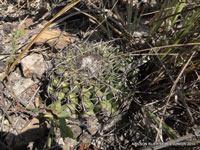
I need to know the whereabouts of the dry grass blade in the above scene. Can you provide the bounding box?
[106,42,200,59]
[0,0,80,81]
[155,51,196,142]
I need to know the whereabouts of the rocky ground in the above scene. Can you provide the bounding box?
[0,0,200,150]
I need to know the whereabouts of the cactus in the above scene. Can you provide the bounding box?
[47,41,137,122]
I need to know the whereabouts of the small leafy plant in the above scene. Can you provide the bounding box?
[8,27,24,67]
[44,99,74,148]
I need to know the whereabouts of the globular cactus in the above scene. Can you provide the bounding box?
[47,41,137,122]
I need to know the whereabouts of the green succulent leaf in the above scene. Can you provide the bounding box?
[84,110,96,117]
[62,87,70,93]
[63,72,69,77]
[94,104,101,112]
[101,100,112,112]
[48,86,54,94]
[55,99,62,113]
[71,113,78,119]
[66,103,77,113]
[57,92,65,101]
[69,93,79,103]
[57,111,70,118]
[55,67,64,75]
[61,81,69,87]
[44,113,54,119]
[52,79,59,87]
[46,126,53,148]
[59,118,74,139]
[82,99,93,110]
[81,88,92,100]
[72,84,80,93]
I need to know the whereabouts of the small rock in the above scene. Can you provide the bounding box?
[21,53,47,78]
[63,137,78,150]
[69,125,82,138]
[9,71,35,96]
[79,131,92,143]
[86,117,100,135]
[8,71,39,106]
[78,143,99,150]
[24,18,33,27]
